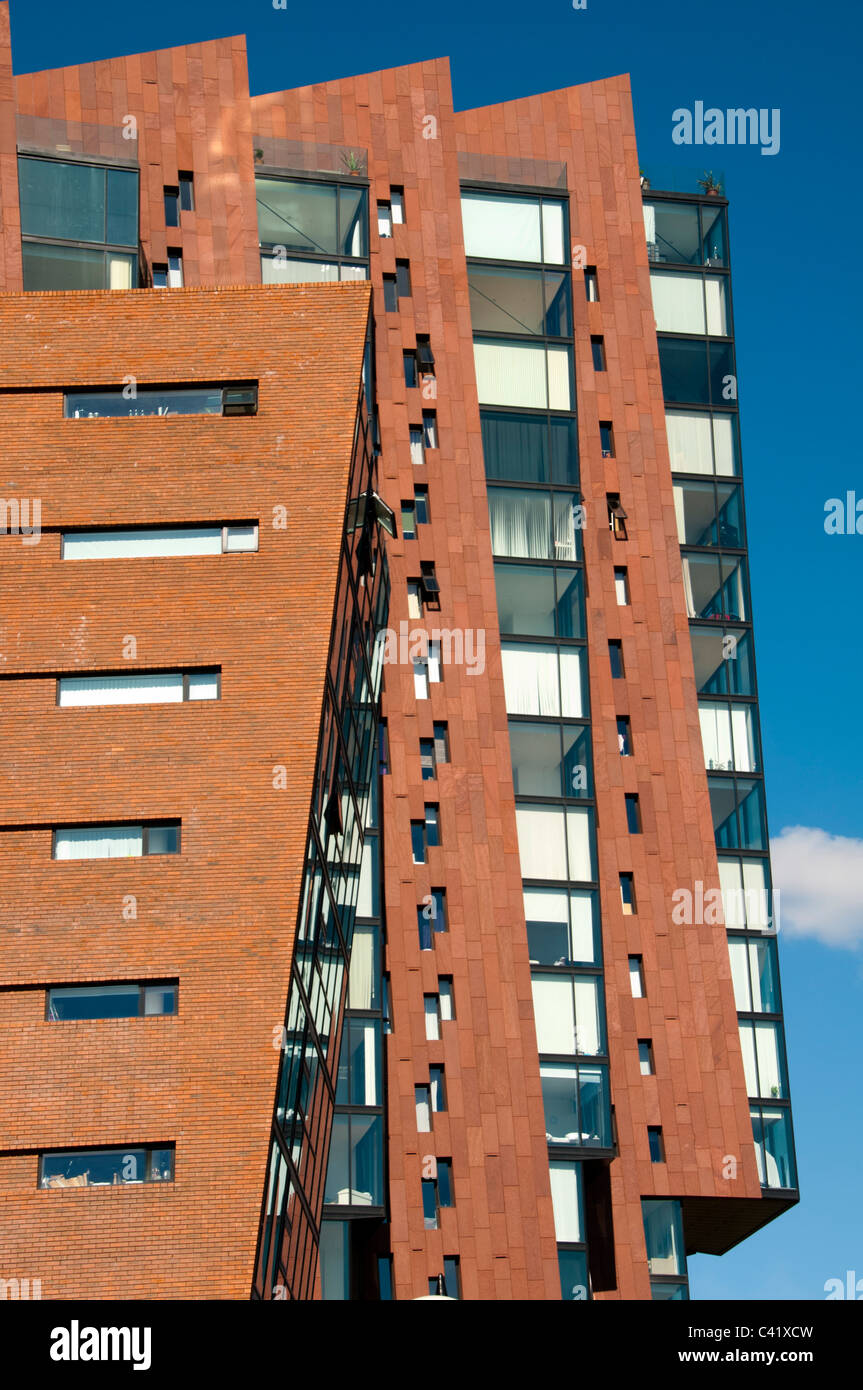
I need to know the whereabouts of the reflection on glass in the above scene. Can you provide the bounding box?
[751,1107,796,1189]
[728,935,780,1013]
[690,627,754,695]
[541,1061,610,1147]
[524,887,599,965]
[709,776,767,850]
[673,479,742,547]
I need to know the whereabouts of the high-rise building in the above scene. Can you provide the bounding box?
[0,1,796,1302]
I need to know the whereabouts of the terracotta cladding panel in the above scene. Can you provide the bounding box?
[454,80,763,1296]
[0,282,368,1298]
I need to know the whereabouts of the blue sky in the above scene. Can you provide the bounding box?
[11,0,861,1301]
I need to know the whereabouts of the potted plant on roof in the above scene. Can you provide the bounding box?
[639,169,650,190]
[342,149,365,176]
[697,170,723,197]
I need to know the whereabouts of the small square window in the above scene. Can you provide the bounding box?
[223,524,259,552]
[617,716,632,756]
[396,260,412,297]
[629,955,645,998]
[619,872,636,914]
[609,639,625,678]
[625,794,642,833]
[600,422,615,458]
[638,1040,654,1076]
[585,266,599,302]
[591,336,606,371]
[648,1126,665,1163]
[614,567,630,606]
[383,275,398,312]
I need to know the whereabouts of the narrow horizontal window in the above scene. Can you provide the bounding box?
[57,669,220,707]
[53,821,180,860]
[61,524,258,559]
[39,1145,174,1188]
[65,384,257,419]
[47,981,178,1021]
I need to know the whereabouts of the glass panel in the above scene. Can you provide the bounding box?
[262,255,338,283]
[752,1107,796,1189]
[461,191,541,262]
[659,337,709,405]
[62,527,222,559]
[549,1160,583,1241]
[524,887,599,965]
[531,974,602,1055]
[558,1249,589,1301]
[415,1085,431,1132]
[718,856,773,929]
[516,804,567,880]
[469,265,546,335]
[666,409,714,474]
[651,271,705,334]
[673,479,742,547]
[547,346,572,410]
[644,200,701,265]
[698,701,758,771]
[541,1061,610,1146]
[47,983,141,1020]
[58,674,184,707]
[482,411,548,483]
[705,275,729,335]
[651,1280,689,1301]
[550,417,579,485]
[709,342,735,403]
[642,1198,685,1275]
[541,202,566,265]
[709,776,767,850]
[19,157,105,242]
[555,569,585,637]
[474,339,548,408]
[691,627,754,696]
[338,185,368,257]
[23,243,134,292]
[105,167,139,246]
[187,671,219,700]
[510,721,565,796]
[544,271,572,335]
[147,824,179,854]
[495,563,556,636]
[701,203,727,265]
[488,486,552,558]
[681,552,748,620]
[54,825,143,859]
[143,983,177,1016]
[256,177,339,252]
[40,1147,169,1188]
[65,386,223,418]
[319,1221,350,1300]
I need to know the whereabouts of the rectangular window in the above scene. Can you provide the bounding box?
[419,739,436,781]
[728,935,779,1013]
[625,794,642,833]
[403,351,418,388]
[488,487,582,562]
[378,1256,394,1301]
[740,1020,787,1099]
[64,383,256,418]
[46,981,177,1021]
[414,486,430,524]
[437,1159,453,1208]
[614,567,629,605]
[638,1040,655,1076]
[19,156,139,291]
[647,1127,665,1163]
[383,275,398,311]
[395,260,411,297]
[524,887,600,966]
[425,804,440,846]
[629,956,645,998]
[509,721,593,799]
[401,500,416,539]
[481,411,578,487]
[606,492,627,539]
[468,265,572,336]
[412,642,441,700]
[23,243,136,292]
[61,524,258,559]
[53,821,180,860]
[650,270,729,337]
[422,1176,439,1229]
[599,422,615,457]
[179,173,194,212]
[407,579,423,620]
[422,411,438,449]
[409,426,425,467]
[515,803,595,883]
[378,720,390,776]
[390,188,405,224]
[411,822,427,865]
[164,186,179,227]
[460,192,565,265]
[531,973,604,1056]
[153,252,183,288]
[256,176,368,257]
[501,643,587,719]
[473,339,572,411]
[609,640,624,678]
[617,717,632,756]
[435,1257,461,1299]
[698,700,758,772]
[416,337,435,373]
[550,1159,583,1242]
[40,1145,174,1188]
[433,723,449,765]
[541,1060,611,1147]
[57,669,220,707]
[591,337,606,371]
[429,1065,447,1111]
[642,1198,686,1277]
[415,1085,431,1132]
[584,266,598,302]
[424,994,441,1041]
[438,977,454,1020]
[751,1106,796,1190]
[377,201,393,238]
[619,872,636,914]
[665,409,737,477]
[495,564,585,640]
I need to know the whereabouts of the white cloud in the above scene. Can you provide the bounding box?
[770,826,863,949]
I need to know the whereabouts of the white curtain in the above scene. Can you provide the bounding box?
[614,571,629,606]
[731,706,755,771]
[728,938,751,1011]
[665,410,714,474]
[650,271,705,334]
[566,807,594,881]
[489,489,551,558]
[532,975,576,1053]
[424,996,440,1040]
[224,525,258,552]
[428,640,441,683]
[58,674,184,707]
[461,192,541,262]
[742,858,770,927]
[355,843,377,921]
[573,978,600,1055]
[672,484,688,544]
[549,1161,582,1242]
[681,557,697,618]
[642,203,656,251]
[391,190,404,224]
[516,804,567,879]
[569,891,596,961]
[473,340,547,408]
[699,704,733,770]
[413,660,429,700]
[62,528,221,560]
[415,1088,430,1132]
[705,276,728,335]
[501,644,560,715]
[523,886,569,925]
[712,415,735,475]
[547,345,571,410]
[108,254,133,290]
[560,648,584,718]
[55,826,143,860]
[409,429,424,466]
[377,205,392,237]
[541,203,565,265]
[643,1201,681,1274]
[439,981,454,1020]
[553,494,578,559]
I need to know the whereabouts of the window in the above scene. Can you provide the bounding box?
[383,275,398,311]
[409,426,425,466]
[61,523,258,559]
[179,173,194,212]
[256,176,367,259]
[481,411,578,487]
[488,487,582,562]
[509,721,592,799]
[599,422,615,458]
[152,251,183,288]
[417,889,446,949]
[617,716,632,756]
[47,981,177,1021]
[390,188,405,224]
[335,1019,381,1107]
[407,579,423,620]
[681,551,748,622]
[516,803,595,883]
[429,1065,447,1112]
[625,794,642,833]
[751,1106,796,1190]
[673,478,742,548]
[434,1257,460,1299]
[419,739,436,781]
[377,1256,394,1300]
[323,1114,384,1207]
[40,1145,174,1188]
[65,383,257,418]
[414,487,430,525]
[439,977,454,1020]
[651,270,729,336]
[473,339,572,411]
[739,1020,787,1099]
[658,337,735,407]
[425,804,440,846]
[403,351,418,388]
[412,641,441,700]
[19,156,139,291]
[164,185,180,227]
[422,1158,454,1229]
[460,191,565,264]
[691,627,754,697]
[378,720,390,775]
[524,887,600,966]
[501,643,587,718]
[591,336,606,371]
[709,775,767,850]
[698,700,759,772]
[401,500,417,539]
[468,265,572,336]
[420,728,447,779]
[728,935,780,1013]
[643,199,726,267]
[416,337,435,373]
[619,872,636,914]
[53,822,180,860]
[614,567,629,605]
[411,806,439,864]
[433,723,449,765]
[377,201,393,238]
[550,1160,584,1242]
[606,492,627,539]
[424,994,441,1041]
[584,266,598,301]
[629,955,645,998]
[638,1040,654,1075]
[495,564,585,640]
[422,411,438,449]
[559,1249,589,1301]
[415,1085,431,1132]
[396,260,411,297]
[419,563,441,608]
[262,255,367,285]
[642,1199,686,1279]
[647,1126,665,1162]
[666,409,737,477]
[58,669,219,707]
[541,1060,611,1147]
[609,640,624,678]
[531,973,604,1055]
[718,857,773,930]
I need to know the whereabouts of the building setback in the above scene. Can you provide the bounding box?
[0,0,796,1301]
